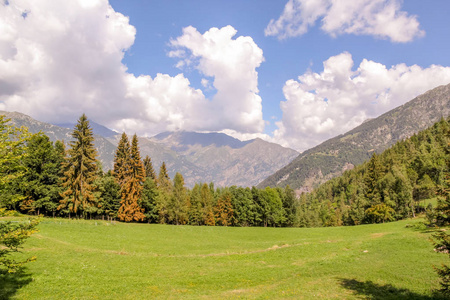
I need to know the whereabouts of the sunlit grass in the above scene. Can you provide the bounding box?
[2,217,447,299]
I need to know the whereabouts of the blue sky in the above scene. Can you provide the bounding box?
[1,0,450,151]
[112,0,450,134]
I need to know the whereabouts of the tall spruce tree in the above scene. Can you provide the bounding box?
[156,162,172,224]
[143,155,157,181]
[20,133,64,216]
[169,172,190,225]
[59,114,98,219]
[113,133,131,186]
[117,134,145,222]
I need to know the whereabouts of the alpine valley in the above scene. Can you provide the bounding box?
[1,111,298,188]
[258,83,450,192]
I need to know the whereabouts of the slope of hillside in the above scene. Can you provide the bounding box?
[258,83,450,191]
[1,111,116,170]
[146,132,299,187]
[1,111,298,187]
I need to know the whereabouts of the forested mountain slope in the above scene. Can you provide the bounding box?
[258,83,450,191]
[296,117,449,227]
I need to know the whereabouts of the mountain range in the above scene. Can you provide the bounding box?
[1,111,298,188]
[3,83,449,190]
[258,83,450,192]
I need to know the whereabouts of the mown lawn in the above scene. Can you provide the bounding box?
[1,217,447,299]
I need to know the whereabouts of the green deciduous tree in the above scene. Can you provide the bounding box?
[365,203,395,223]
[0,115,30,209]
[59,114,99,219]
[0,214,40,273]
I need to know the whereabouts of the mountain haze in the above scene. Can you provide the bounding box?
[258,83,450,191]
[1,111,298,188]
[143,131,299,187]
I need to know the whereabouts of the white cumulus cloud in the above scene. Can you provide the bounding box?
[265,0,424,42]
[0,0,265,137]
[274,52,450,151]
[169,25,265,133]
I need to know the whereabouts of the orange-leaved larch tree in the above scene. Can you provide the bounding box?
[116,134,145,222]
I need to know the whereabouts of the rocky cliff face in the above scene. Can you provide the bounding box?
[258,83,450,191]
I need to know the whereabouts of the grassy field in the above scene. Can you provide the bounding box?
[1,217,448,299]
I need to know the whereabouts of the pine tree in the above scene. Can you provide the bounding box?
[143,155,157,181]
[156,162,172,224]
[59,114,98,219]
[364,153,383,203]
[169,172,190,225]
[117,134,145,222]
[113,133,131,186]
[19,133,63,216]
[141,177,159,223]
[200,183,215,226]
[96,171,121,221]
[189,184,203,225]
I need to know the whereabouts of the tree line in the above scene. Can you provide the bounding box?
[0,114,296,227]
[296,117,449,227]
[0,114,448,228]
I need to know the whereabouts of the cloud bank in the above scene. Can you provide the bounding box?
[265,0,424,42]
[169,25,265,133]
[274,52,450,151]
[0,0,265,137]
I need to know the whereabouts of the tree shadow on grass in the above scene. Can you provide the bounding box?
[0,269,32,300]
[338,278,447,300]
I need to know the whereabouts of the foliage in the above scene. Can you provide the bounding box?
[214,192,233,226]
[143,155,157,182]
[430,120,450,294]
[432,231,450,295]
[0,115,30,209]
[95,171,121,220]
[0,217,40,273]
[169,173,190,225]
[156,162,172,224]
[59,114,99,218]
[19,133,64,217]
[296,118,449,227]
[117,134,145,222]
[365,204,395,223]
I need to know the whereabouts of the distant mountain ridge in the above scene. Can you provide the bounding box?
[1,111,299,188]
[144,131,299,187]
[2,111,117,170]
[258,83,450,191]
[54,121,118,138]
[153,131,253,151]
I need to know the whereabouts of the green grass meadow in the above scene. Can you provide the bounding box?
[1,217,448,299]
